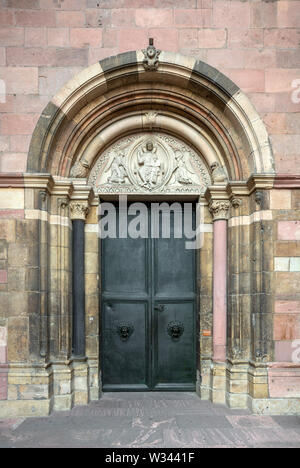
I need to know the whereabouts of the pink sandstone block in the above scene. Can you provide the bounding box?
[0,67,38,95]
[251,1,277,28]
[0,153,28,173]
[40,0,84,9]
[47,28,69,47]
[199,29,226,49]
[25,28,47,47]
[0,346,7,364]
[0,210,25,219]
[0,11,14,26]
[275,341,296,362]
[15,10,56,28]
[265,69,300,93]
[278,1,300,28]
[264,29,300,49]
[224,69,265,94]
[56,11,86,27]
[213,1,250,29]
[136,9,174,28]
[0,47,5,66]
[118,29,148,54]
[179,29,198,49]
[1,114,39,136]
[269,367,300,398]
[0,28,24,47]
[274,315,300,341]
[228,29,263,49]
[110,9,135,28]
[70,28,103,48]
[86,9,111,28]
[275,301,300,314]
[148,29,179,53]
[0,270,7,284]
[278,221,300,241]
[7,47,56,67]
[102,29,118,48]
[6,0,39,7]
[174,9,205,28]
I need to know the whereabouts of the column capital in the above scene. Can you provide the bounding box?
[209,200,230,221]
[70,200,89,221]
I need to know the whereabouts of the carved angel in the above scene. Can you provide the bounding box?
[106,151,127,184]
[173,150,194,185]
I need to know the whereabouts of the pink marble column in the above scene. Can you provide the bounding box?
[209,200,230,362]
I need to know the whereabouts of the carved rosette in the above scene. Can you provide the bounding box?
[70,201,89,221]
[209,200,230,221]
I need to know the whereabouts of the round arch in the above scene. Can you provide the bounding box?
[27,50,274,180]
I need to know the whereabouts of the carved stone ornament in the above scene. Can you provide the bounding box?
[209,200,230,221]
[210,161,228,184]
[70,201,89,221]
[70,159,90,178]
[88,131,211,196]
[231,198,242,209]
[142,38,161,71]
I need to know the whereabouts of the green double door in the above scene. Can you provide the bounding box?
[101,203,196,391]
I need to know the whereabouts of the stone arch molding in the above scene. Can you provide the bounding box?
[28,50,275,186]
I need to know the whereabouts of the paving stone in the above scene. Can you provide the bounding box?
[0,393,300,448]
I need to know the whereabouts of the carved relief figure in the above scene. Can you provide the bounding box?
[136,140,162,189]
[173,150,193,185]
[106,151,127,184]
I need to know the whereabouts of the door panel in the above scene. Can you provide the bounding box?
[102,236,148,296]
[101,202,196,391]
[102,301,150,390]
[153,302,195,390]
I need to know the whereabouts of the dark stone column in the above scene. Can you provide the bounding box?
[70,201,89,358]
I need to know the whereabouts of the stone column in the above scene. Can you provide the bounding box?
[70,201,89,358]
[207,195,230,405]
[209,200,230,362]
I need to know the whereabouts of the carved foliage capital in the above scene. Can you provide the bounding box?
[209,200,230,221]
[70,201,89,221]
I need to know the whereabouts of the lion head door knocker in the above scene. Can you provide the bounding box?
[116,323,134,342]
[142,38,161,71]
[167,321,184,341]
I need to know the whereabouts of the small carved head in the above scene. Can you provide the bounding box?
[210,162,219,172]
[146,140,154,151]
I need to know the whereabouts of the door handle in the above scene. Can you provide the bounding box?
[154,304,165,312]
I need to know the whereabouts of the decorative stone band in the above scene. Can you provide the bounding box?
[209,200,230,221]
[70,201,89,221]
[25,209,72,228]
[229,210,273,227]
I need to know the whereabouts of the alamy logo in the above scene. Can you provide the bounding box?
[291,79,300,104]
[0,79,5,104]
[99,196,205,250]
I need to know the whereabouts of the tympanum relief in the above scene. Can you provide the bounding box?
[88,133,212,195]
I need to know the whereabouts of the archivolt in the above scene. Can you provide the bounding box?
[27,50,274,180]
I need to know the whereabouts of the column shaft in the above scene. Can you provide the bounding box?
[72,219,86,357]
[213,219,228,362]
